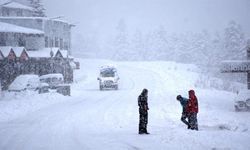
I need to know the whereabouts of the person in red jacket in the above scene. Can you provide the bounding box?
[186,90,199,130]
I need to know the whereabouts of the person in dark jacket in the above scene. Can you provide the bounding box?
[186,90,199,130]
[138,88,150,134]
[176,95,190,129]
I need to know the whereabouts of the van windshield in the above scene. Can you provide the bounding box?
[100,70,115,77]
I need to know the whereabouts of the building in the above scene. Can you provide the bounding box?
[0,1,77,90]
[0,1,34,17]
[0,1,74,53]
[0,46,74,89]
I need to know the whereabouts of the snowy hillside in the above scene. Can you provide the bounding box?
[0,59,249,150]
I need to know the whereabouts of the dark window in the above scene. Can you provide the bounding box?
[45,36,49,47]
[60,39,63,49]
[2,8,10,16]
[17,10,23,16]
[1,8,3,16]
[64,42,68,50]
[18,37,26,47]
[55,37,59,47]
[0,33,7,46]
[50,38,54,47]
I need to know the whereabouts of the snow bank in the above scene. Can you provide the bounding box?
[0,22,44,34]
[0,91,67,122]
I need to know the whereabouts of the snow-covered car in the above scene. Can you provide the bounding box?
[39,73,64,89]
[234,90,250,111]
[97,65,119,90]
[8,74,41,92]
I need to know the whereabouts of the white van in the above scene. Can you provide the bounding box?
[97,66,119,90]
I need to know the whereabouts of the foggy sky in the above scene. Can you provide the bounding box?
[41,0,250,38]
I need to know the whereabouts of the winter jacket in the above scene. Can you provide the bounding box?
[186,90,199,113]
[179,97,189,113]
[138,94,148,111]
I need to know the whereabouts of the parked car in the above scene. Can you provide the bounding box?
[234,90,250,111]
[8,75,41,92]
[97,65,119,90]
[39,73,64,89]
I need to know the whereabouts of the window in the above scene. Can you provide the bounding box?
[55,37,59,47]
[45,36,49,47]
[0,33,7,46]
[64,42,68,50]
[60,39,63,49]
[1,8,3,16]
[50,38,54,47]
[16,10,23,16]
[18,37,26,47]
[2,8,10,16]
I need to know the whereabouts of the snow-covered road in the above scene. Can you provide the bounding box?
[0,59,250,150]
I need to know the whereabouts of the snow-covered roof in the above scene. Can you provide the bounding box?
[0,22,44,34]
[0,46,11,57]
[221,60,250,73]
[0,47,70,58]
[27,48,71,58]
[0,0,9,5]
[28,48,60,58]
[0,1,34,11]
[100,65,117,73]
[0,46,26,57]
[101,65,117,70]
[40,73,63,80]
[59,50,68,58]
[12,47,25,56]
[222,60,250,63]
[0,17,73,25]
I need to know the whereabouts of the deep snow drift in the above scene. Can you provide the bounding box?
[0,59,249,150]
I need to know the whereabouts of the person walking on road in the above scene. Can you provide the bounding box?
[138,89,150,134]
[176,95,190,129]
[186,90,199,130]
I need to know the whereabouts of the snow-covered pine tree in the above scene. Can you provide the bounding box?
[153,26,169,60]
[193,30,212,69]
[113,19,130,60]
[174,32,193,63]
[219,21,247,84]
[28,0,46,17]
[130,30,145,60]
[168,33,180,62]
[223,20,245,60]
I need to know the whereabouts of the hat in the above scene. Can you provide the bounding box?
[176,95,182,100]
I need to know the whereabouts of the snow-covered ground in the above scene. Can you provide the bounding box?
[0,59,249,150]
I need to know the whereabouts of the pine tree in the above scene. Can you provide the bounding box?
[130,30,145,60]
[153,26,169,60]
[29,0,46,17]
[113,19,130,60]
[223,20,245,60]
